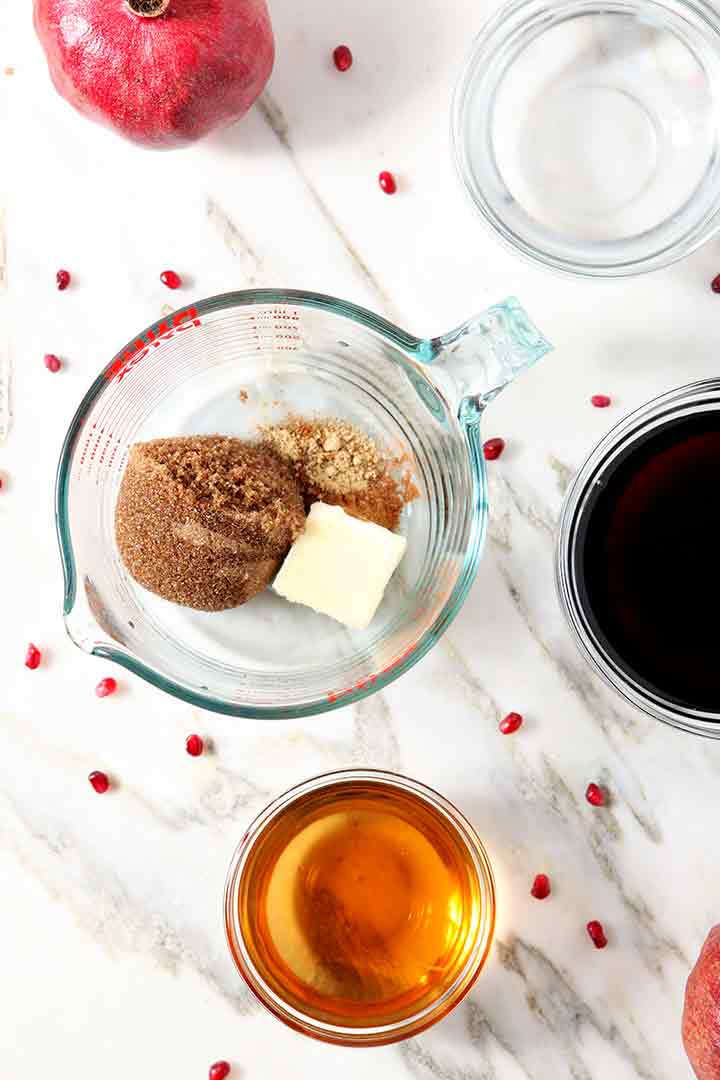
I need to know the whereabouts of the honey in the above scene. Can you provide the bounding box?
[230,776,493,1035]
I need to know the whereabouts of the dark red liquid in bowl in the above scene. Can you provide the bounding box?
[577,414,720,710]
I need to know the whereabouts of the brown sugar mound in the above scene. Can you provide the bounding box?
[262,417,406,531]
[115,435,305,611]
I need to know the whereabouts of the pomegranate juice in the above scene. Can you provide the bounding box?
[576,413,720,710]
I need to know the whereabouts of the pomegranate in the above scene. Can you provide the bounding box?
[185,733,204,756]
[499,711,523,734]
[25,644,42,670]
[585,782,606,807]
[378,171,397,195]
[33,0,275,149]
[683,925,720,1080]
[209,1063,231,1080]
[530,873,551,900]
[88,770,110,793]
[160,269,182,289]
[95,677,118,698]
[483,437,506,461]
[333,45,353,72]
[586,920,608,949]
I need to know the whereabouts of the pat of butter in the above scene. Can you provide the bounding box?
[274,502,407,630]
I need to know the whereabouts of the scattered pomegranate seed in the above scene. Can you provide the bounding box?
[95,677,118,698]
[585,782,606,807]
[531,873,551,900]
[56,268,71,290]
[591,394,611,408]
[44,353,61,373]
[499,711,523,734]
[24,643,41,670]
[160,269,182,290]
[483,437,505,460]
[378,170,397,195]
[88,770,110,794]
[712,274,720,293]
[209,1063,231,1080]
[186,733,204,757]
[586,920,608,949]
[333,44,353,71]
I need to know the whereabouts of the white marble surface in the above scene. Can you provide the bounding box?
[3,1,720,1077]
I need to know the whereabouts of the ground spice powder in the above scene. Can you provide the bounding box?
[261,417,408,531]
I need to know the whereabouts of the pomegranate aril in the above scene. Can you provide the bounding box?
[44,353,61,373]
[531,873,551,900]
[24,643,42,670]
[56,268,71,290]
[591,394,611,408]
[160,269,182,289]
[712,274,720,294]
[333,44,353,71]
[209,1063,231,1080]
[95,677,118,698]
[586,920,608,949]
[499,711,523,734]
[186,733,204,757]
[483,437,505,460]
[378,170,397,195]
[585,782,606,807]
[88,770,110,794]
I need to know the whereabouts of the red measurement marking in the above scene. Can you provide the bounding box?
[88,430,104,465]
[104,308,201,382]
[326,643,417,704]
[106,437,124,472]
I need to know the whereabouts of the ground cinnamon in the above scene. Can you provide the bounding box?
[261,417,410,531]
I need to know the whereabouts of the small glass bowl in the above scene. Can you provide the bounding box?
[453,0,720,277]
[556,379,720,736]
[224,769,497,1046]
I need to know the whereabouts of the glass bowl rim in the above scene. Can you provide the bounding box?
[55,288,487,721]
[451,0,720,278]
[556,378,720,736]
[223,767,497,1046]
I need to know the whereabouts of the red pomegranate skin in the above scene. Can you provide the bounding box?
[683,926,720,1079]
[33,0,275,148]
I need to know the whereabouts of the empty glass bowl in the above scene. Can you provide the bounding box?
[453,0,720,276]
[56,290,550,719]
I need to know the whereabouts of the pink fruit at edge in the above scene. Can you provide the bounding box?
[683,926,720,1079]
[33,0,275,149]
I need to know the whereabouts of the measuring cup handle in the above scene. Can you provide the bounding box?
[419,297,552,422]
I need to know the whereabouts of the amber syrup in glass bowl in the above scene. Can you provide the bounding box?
[224,770,496,1046]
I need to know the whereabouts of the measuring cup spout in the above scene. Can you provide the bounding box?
[422,298,552,422]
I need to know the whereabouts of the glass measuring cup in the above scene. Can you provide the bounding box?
[56,290,551,718]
